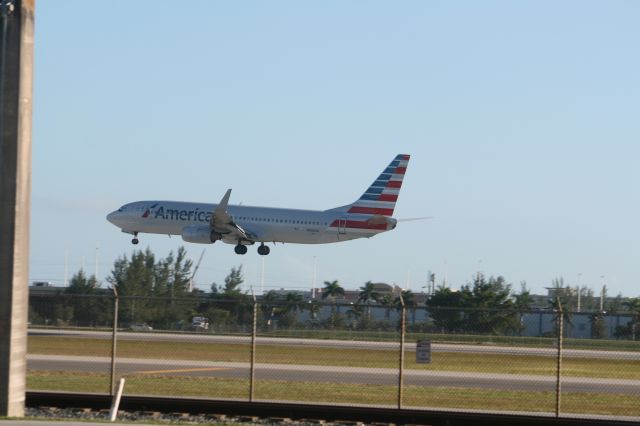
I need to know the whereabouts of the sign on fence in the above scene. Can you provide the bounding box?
[416,339,431,364]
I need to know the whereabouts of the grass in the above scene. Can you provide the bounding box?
[27,371,640,417]
[259,328,640,351]
[28,336,640,379]
[27,335,640,418]
[33,324,640,351]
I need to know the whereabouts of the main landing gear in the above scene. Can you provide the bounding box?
[234,243,270,256]
[131,232,139,245]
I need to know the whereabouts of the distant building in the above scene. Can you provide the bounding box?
[29,282,65,296]
[29,282,110,296]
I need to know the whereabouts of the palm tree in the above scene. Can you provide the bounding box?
[322,280,345,315]
[395,290,416,329]
[379,294,395,321]
[358,281,380,319]
[513,282,534,336]
[395,289,415,308]
[549,295,573,337]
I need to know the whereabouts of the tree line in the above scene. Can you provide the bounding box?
[28,247,640,339]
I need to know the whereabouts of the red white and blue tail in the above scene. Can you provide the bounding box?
[347,154,410,217]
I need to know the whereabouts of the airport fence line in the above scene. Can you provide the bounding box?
[27,294,640,419]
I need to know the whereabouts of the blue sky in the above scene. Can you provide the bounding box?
[31,1,639,297]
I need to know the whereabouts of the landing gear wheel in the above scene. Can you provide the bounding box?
[234,244,248,255]
[132,232,139,245]
[257,244,270,256]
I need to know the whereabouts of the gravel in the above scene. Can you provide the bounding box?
[25,407,372,426]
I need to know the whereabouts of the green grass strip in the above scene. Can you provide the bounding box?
[28,336,640,379]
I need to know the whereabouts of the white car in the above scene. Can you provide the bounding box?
[129,323,153,331]
[191,316,209,331]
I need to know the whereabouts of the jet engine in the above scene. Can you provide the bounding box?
[181,225,222,244]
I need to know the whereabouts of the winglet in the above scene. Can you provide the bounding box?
[217,189,232,212]
[211,189,232,226]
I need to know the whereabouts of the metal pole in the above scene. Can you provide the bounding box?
[397,294,406,410]
[0,0,34,418]
[249,295,257,402]
[110,288,119,395]
[260,256,265,295]
[555,296,563,418]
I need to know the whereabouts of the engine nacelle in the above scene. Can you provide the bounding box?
[181,225,221,244]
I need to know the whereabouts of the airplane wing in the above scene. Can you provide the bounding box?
[210,189,258,243]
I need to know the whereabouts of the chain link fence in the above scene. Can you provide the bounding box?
[27,294,640,419]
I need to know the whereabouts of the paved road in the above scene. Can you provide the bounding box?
[29,328,640,360]
[27,354,640,395]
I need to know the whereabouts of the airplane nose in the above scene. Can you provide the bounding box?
[106,210,118,224]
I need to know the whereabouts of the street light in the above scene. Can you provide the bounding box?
[577,273,582,312]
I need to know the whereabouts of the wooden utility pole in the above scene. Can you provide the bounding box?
[555,297,563,418]
[0,0,34,417]
[397,293,405,409]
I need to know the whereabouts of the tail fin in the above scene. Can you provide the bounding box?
[347,154,410,217]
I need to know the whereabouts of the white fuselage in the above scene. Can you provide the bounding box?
[107,200,391,245]
[107,154,409,253]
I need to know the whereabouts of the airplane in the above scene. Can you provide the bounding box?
[106,154,410,255]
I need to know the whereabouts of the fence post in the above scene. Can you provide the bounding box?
[110,287,119,395]
[555,297,563,418]
[249,295,257,402]
[397,294,406,409]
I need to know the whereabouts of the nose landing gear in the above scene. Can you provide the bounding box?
[132,232,139,245]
